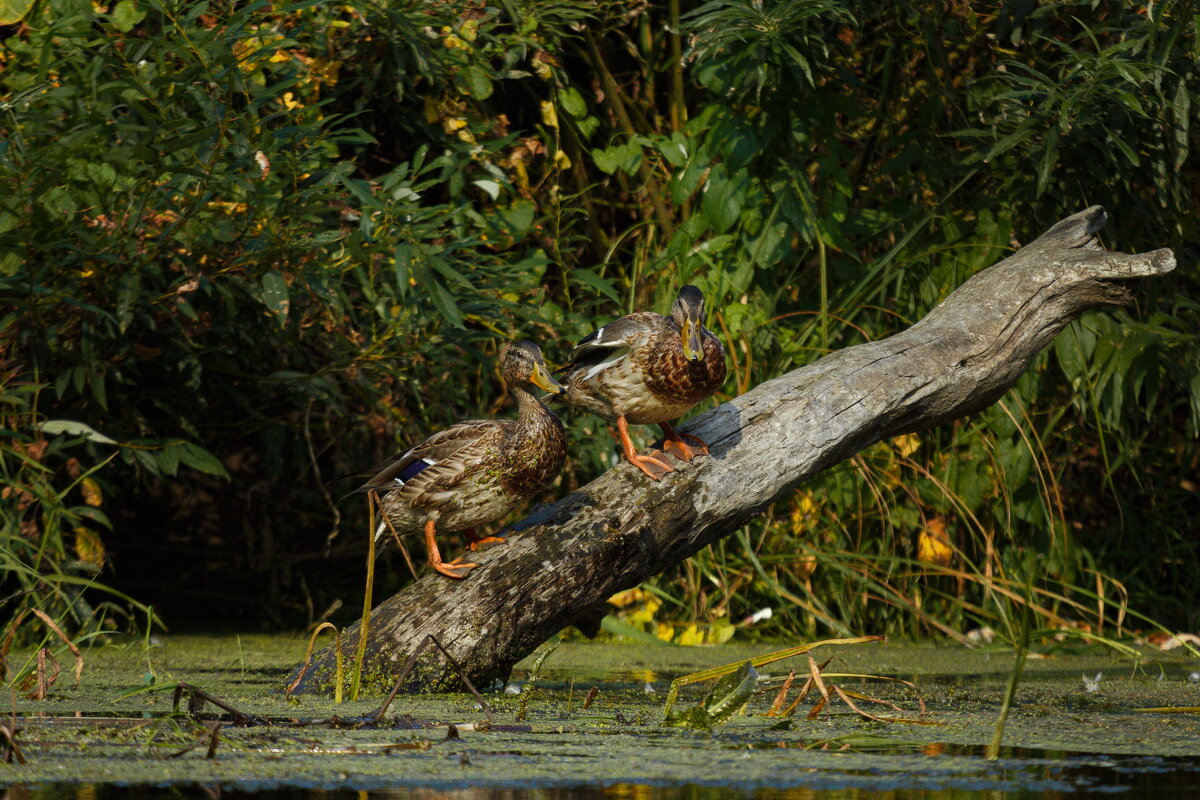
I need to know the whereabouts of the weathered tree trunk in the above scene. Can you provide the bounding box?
[288,207,1174,694]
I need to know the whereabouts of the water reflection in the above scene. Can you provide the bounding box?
[7,762,1200,800]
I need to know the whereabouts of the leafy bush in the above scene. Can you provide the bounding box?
[1,0,1197,640]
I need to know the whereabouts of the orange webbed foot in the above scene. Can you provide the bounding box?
[659,423,710,462]
[615,415,675,482]
[433,556,480,579]
[628,451,675,481]
[466,534,506,552]
[424,518,479,579]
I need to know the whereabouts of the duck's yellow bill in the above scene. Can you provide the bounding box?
[532,363,566,394]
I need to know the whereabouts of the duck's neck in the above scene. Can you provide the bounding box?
[512,384,562,433]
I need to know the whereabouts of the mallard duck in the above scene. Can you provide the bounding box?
[557,285,726,480]
[354,341,567,579]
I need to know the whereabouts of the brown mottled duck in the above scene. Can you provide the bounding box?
[354,341,567,578]
[557,285,727,480]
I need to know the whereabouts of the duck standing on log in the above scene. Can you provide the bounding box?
[557,285,727,480]
[354,341,567,578]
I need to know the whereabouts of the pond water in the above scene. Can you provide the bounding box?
[2,635,1198,798]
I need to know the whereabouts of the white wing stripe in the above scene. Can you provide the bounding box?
[583,349,630,381]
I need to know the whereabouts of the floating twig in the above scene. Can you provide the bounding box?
[172,682,265,726]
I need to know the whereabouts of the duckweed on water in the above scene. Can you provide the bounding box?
[1,634,1199,790]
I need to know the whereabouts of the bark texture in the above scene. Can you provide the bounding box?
[288,206,1175,694]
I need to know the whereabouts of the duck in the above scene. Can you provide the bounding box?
[557,285,726,480]
[353,341,567,579]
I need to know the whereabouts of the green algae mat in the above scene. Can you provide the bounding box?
[3,634,1200,794]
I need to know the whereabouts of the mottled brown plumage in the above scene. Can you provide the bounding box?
[356,341,567,578]
[558,285,727,480]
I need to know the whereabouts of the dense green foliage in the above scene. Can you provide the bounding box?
[2,0,1197,643]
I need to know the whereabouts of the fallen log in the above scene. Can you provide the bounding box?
[287,206,1174,694]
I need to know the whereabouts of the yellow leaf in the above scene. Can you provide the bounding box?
[423,96,440,124]
[654,623,675,642]
[81,477,103,507]
[706,617,736,645]
[917,517,952,566]
[607,588,645,608]
[627,596,661,626]
[74,527,106,571]
[891,432,920,457]
[554,149,571,170]
[539,100,558,129]
[676,624,705,646]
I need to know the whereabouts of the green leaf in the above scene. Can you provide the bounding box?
[701,165,743,233]
[459,65,493,100]
[111,0,147,32]
[177,442,230,479]
[0,0,34,25]
[571,268,620,304]
[558,87,586,117]
[703,659,758,723]
[40,186,77,220]
[591,139,641,176]
[73,506,112,530]
[664,660,758,728]
[652,135,687,167]
[591,144,625,175]
[575,115,600,140]
[427,279,464,328]
[260,270,290,327]
[394,242,412,300]
[85,162,118,187]
[39,420,118,445]
[116,274,139,333]
[472,179,501,200]
[499,200,535,236]
[671,156,709,205]
[156,443,181,476]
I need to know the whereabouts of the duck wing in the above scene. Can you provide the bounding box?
[354,419,506,509]
[558,314,659,381]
